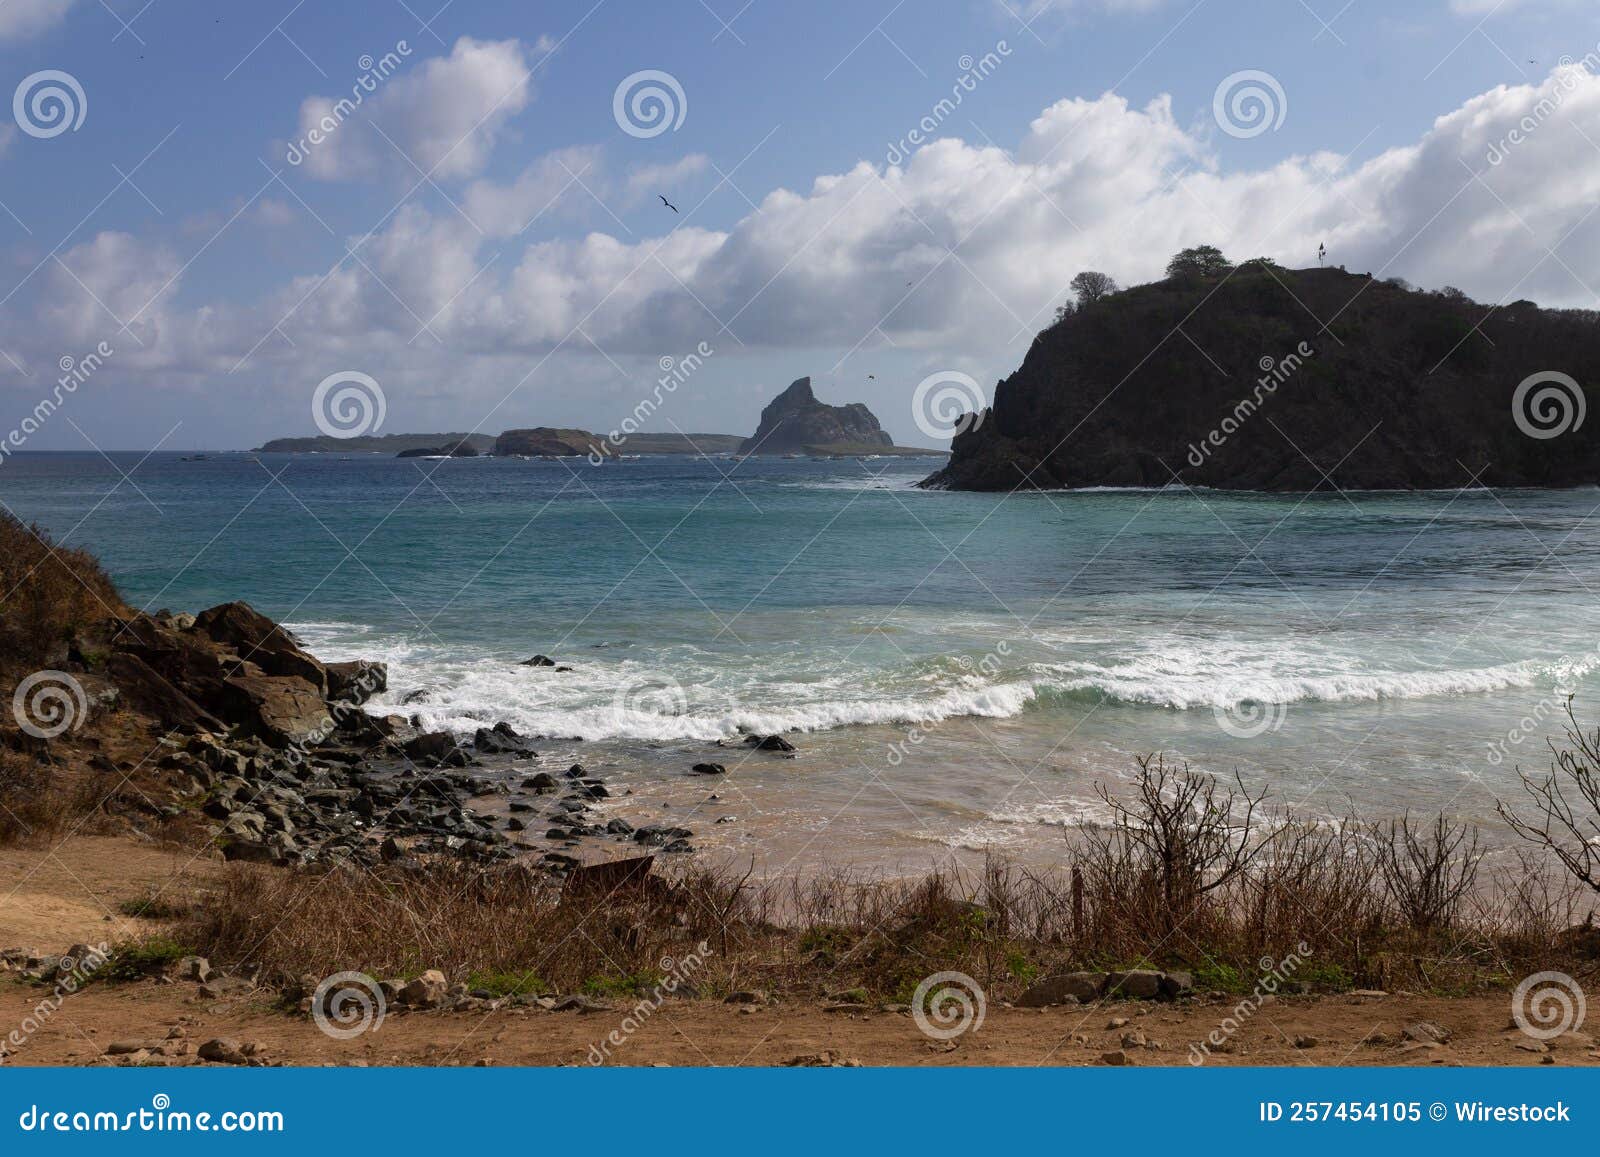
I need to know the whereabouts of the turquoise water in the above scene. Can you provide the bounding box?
[4,451,1598,869]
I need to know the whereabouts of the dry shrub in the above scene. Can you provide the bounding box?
[181,858,769,997]
[0,510,125,670]
[173,752,1600,1002]
[0,748,108,846]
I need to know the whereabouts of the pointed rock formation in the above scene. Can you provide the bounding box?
[739,378,893,454]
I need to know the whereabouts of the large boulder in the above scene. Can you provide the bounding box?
[104,652,225,733]
[1104,969,1165,1000]
[326,660,386,705]
[218,674,332,748]
[1017,972,1105,1007]
[194,602,327,693]
[111,613,236,707]
[473,722,535,755]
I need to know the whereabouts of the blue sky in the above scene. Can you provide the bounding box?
[1,0,1598,449]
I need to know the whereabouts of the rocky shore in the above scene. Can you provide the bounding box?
[29,599,767,876]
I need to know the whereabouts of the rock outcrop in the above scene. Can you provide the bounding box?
[738,378,893,454]
[925,265,1600,491]
[492,428,608,457]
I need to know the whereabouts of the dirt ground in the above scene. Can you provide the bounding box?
[2,837,1596,1068]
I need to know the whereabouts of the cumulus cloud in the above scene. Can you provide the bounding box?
[8,65,1600,415]
[287,37,535,181]
[625,154,710,204]
[0,0,75,41]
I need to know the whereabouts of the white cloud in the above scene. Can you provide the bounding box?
[9,66,1600,422]
[288,37,535,182]
[462,146,603,238]
[625,154,710,204]
[0,0,75,41]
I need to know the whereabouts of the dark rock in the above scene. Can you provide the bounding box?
[737,377,893,455]
[197,1037,247,1064]
[927,265,1600,493]
[1018,972,1104,1007]
[1159,970,1195,999]
[1104,969,1164,1000]
[326,660,386,704]
[520,655,556,667]
[524,773,559,793]
[217,674,331,748]
[402,731,456,762]
[745,733,797,752]
[690,762,726,775]
[219,837,284,866]
[473,723,535,755]
[194,601,328,692]
[105,652,226,733]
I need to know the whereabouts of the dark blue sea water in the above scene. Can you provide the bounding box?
[4,450,1598,867]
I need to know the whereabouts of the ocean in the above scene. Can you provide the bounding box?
[4,450,1598,872]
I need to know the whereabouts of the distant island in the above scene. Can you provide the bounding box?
[254,432,497,454]
[926,250,1600,492]
[492,429,746,457]
[740,377,893,454]
[252,379,945,459]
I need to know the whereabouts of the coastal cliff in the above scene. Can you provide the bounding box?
[925,264,1600,491]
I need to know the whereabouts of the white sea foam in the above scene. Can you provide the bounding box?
[286,619,1600,742]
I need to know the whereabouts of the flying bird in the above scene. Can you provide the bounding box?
[867,374,876,380]
[658,195,679,213]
